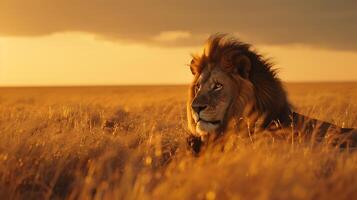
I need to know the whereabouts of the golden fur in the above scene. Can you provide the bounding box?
[186,34,292,153]
[186,34,357,154]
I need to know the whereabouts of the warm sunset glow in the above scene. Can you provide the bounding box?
[1,2,357,199]
[1,32,357,86]
[0,33,193,86]
[0,0,356,86]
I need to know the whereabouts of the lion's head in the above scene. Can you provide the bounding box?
[187,34,292,147]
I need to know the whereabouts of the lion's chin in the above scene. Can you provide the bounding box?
[195,121,220,139]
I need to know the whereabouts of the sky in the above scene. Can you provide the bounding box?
[0,0,357,86]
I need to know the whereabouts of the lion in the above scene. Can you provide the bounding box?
[186,34,357,153]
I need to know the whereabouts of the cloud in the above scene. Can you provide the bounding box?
[153,31,191,43]
[0,0,357,50]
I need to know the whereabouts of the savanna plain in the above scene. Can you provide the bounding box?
[0,82,356,200]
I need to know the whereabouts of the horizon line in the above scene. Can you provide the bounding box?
[1,80,357,88]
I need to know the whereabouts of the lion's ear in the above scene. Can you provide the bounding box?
[190,67,196,75]
[190,59,196,75]
[233,55,251,79]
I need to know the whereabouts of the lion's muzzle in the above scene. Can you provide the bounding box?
[191,100,222,137]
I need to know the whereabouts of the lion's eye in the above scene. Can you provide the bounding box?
[213,82,223,91]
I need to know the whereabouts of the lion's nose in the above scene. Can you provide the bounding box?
[192,103,207,114]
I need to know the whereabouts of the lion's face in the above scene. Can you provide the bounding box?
[187,60,255,139]
[190,65,235,137]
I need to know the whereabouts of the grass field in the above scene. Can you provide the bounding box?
[0,82,356,200]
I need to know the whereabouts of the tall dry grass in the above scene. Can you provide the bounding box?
[0,83,356,200]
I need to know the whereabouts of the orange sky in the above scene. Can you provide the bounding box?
[0,1,356,86]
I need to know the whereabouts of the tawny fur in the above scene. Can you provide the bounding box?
[187,34,357,154]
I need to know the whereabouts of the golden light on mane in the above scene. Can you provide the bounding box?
[187,34,292,153]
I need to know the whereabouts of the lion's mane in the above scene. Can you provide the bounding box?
[187,34,292,153]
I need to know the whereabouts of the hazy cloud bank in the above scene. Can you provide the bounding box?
[1,0,356,50]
